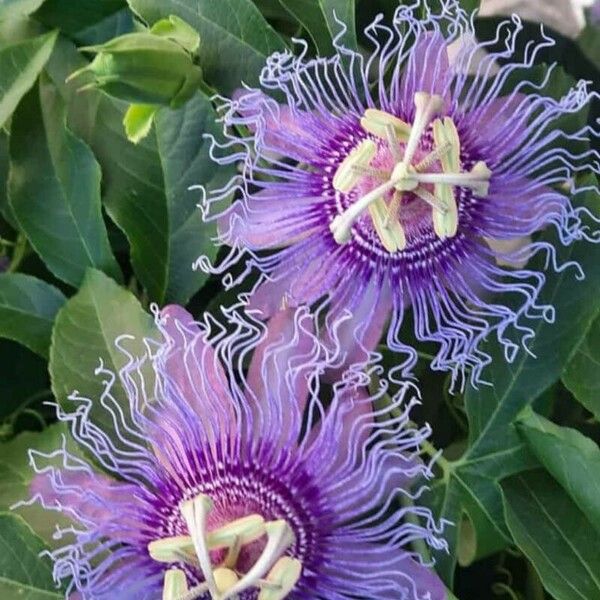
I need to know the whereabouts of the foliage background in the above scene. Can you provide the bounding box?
[0,0,599,598]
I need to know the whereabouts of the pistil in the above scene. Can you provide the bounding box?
[329,93,492,250]
[150,494,301,600]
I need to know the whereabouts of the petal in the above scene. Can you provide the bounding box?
[159,305,236,444]
[246,307,317,445]
[219,189,320,250]
[323,278,393,380]
[31,469,141,533]
[484,235,533,268]
[400,32,452,112]
[233,89,321,161]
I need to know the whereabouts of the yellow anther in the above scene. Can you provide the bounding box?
[148,535,197,565]
[368,197,406,253]
[360,108,411,141]
[432,184,459,239]
[432,117,460,172]
[432,117,460,239]
[214,567,240,594]
[469,161,492,196]
[332,139,377,193]
[162,568,189,600]
[257,557,303,600]
[207,514,266,550]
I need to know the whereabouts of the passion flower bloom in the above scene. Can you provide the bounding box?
[200,0,599,386]
[26,305,447,599]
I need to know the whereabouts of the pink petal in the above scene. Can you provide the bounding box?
[159,305,235,442]
[246,307,316,444]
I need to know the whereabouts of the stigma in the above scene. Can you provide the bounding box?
[148,493,302,600]
[330,92,492,252]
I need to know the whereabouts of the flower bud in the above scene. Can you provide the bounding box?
[68,16,202,108]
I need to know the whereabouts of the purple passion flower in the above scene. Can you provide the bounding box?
[26,305,447,599]
[200,0,599,387]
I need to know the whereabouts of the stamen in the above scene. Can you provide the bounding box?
[332,139,377,193]
[413,187,448,214]
[180,494,219,598]
[162,569,190,600]
[350,164,390,181]
[220,521,295,600]
[360,108,411,141]
[368,195,406,253]
[214,567,240,594]
[385,123,402,163]
[330,178,399,244]
[148,535,198,566]
[257,557,303,600]
[414,141,452,172]
[431,117,461,239]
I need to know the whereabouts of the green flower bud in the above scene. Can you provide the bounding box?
[68,16,202,109]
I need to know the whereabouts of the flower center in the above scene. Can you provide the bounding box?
[148,493,302,600]
[329,92,492,253]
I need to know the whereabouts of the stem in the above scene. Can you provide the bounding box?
[8,233,28,273]
[527,561,545,600]
[400,494,432,564]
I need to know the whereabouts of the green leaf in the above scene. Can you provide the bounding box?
[150,14,200,52]
[0,30,57,129]
[33,0,125,36]
[502,471,600,600]
[0,423,85,547]
[563,313,600,420]
[0,0,45,20]
[127,0,286,94]
[123,103,158,143]
[8,77,122,287]
[0,512,61,598]
[427,182,600,584]
[0,130,13,227]
[49,268,156,437]
[91,92,235,304]
[0,273,66,358]
[276,0,356,54]
[516,407,600,535]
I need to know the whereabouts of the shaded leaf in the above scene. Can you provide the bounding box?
[8,78,122,287]
[49,268,156,437]
[516,407,600,534]
[0,512,61,598]
[0,30,57,128]
[0,273,65,358]
[427,182,600,584]
[33,0,125,36]
[502,471,600,600]
[276,0,356,54]
[127,0,286,94]
[563,313,600,420]
[0,339,48,421]
[92,92,235,304]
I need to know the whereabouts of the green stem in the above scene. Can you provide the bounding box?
[8,233,28,273]
[400,494,432,564]
[527,561,545,600]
